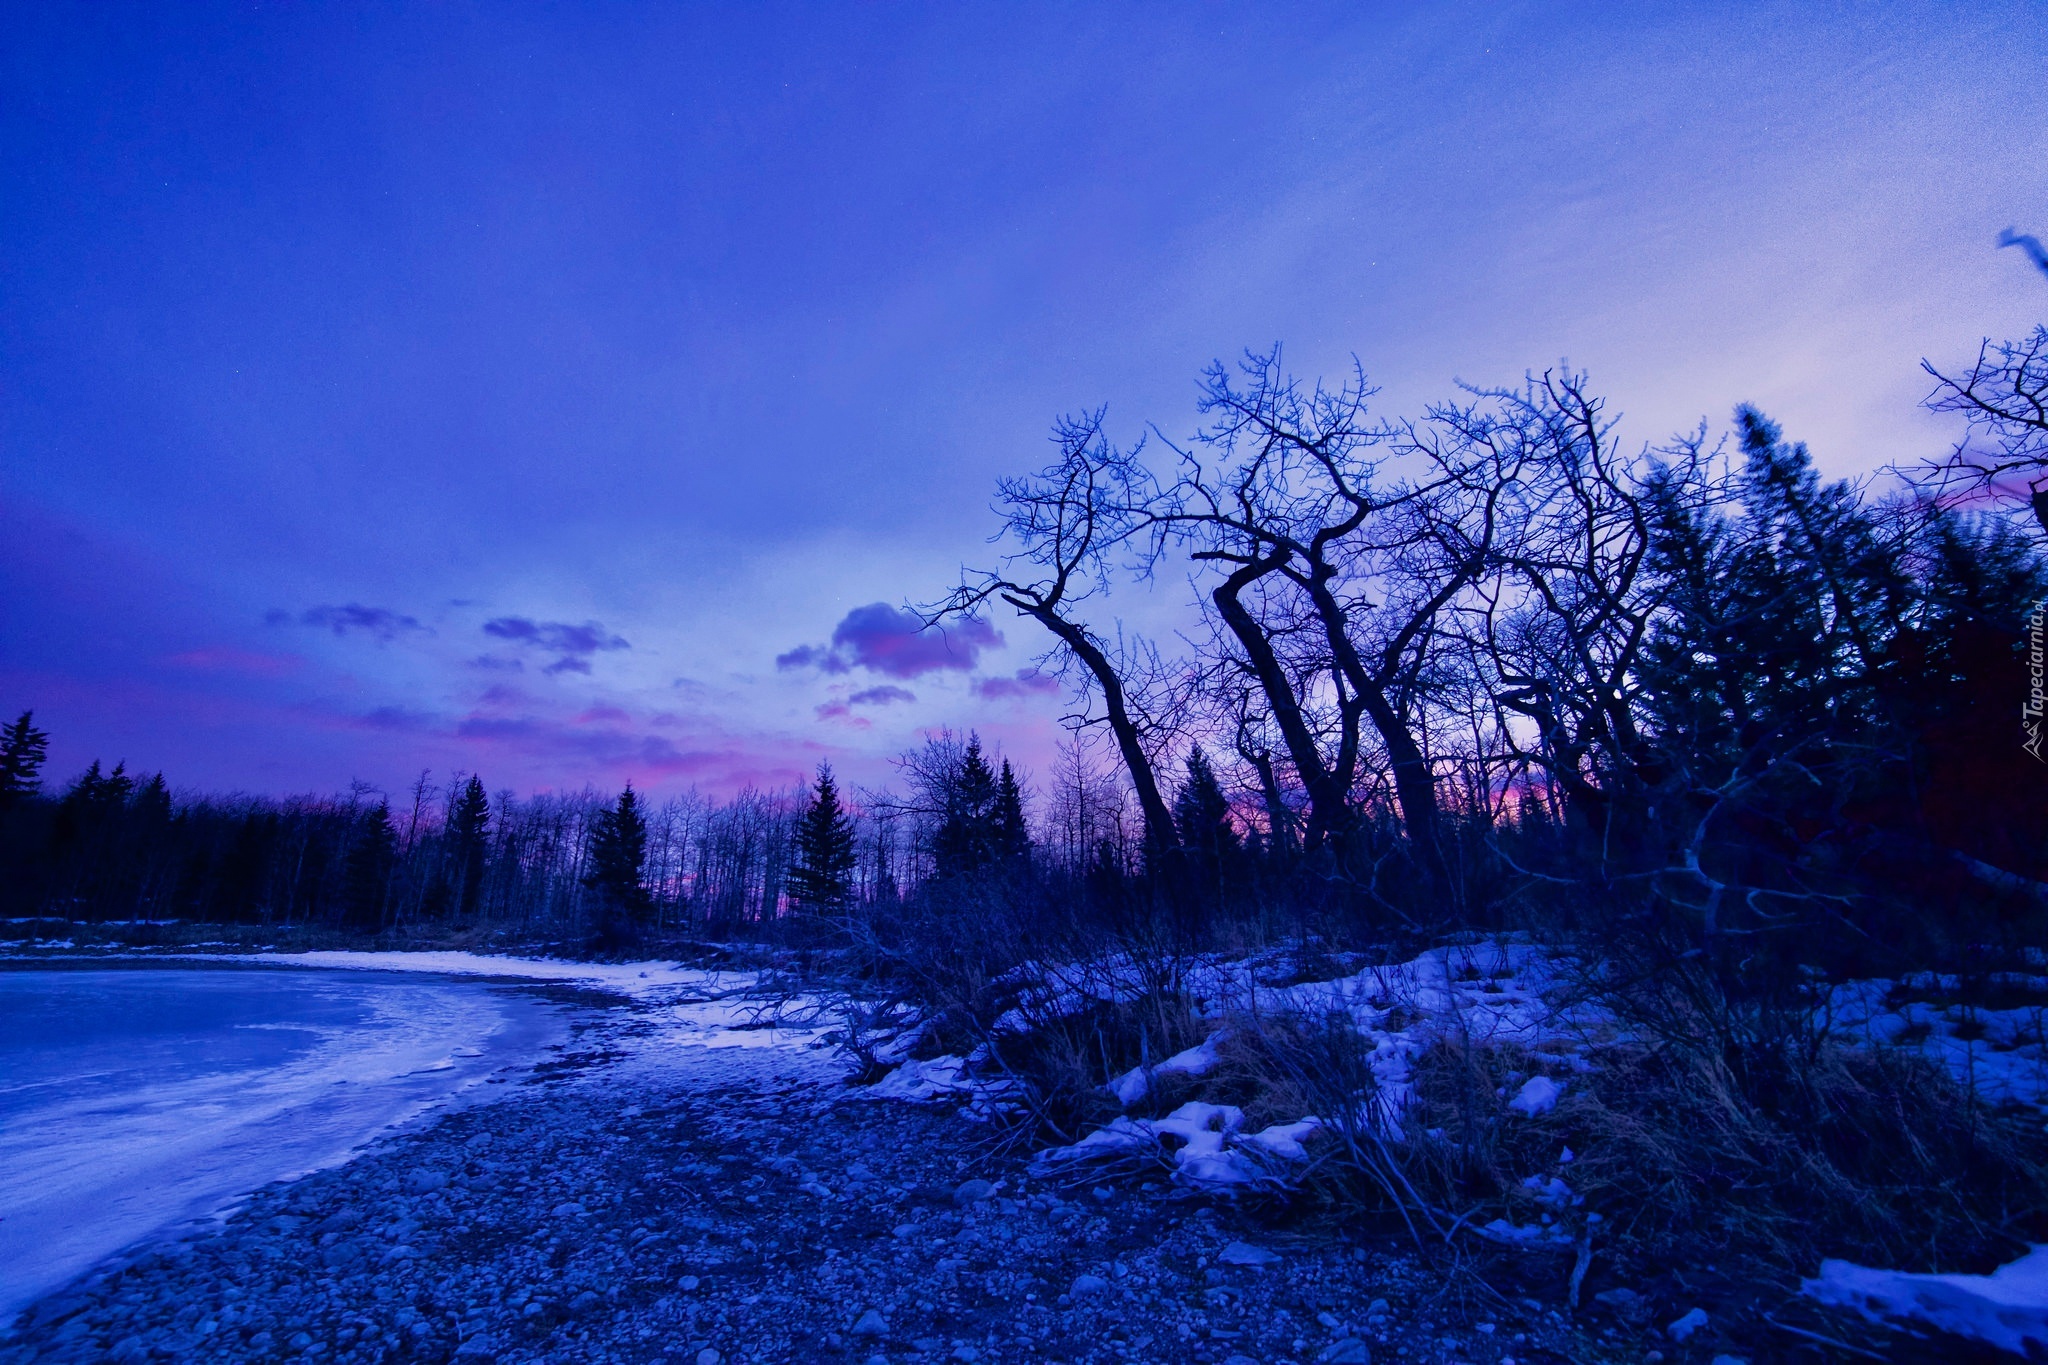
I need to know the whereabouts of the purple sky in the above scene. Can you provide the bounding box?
[4,3,2045,799]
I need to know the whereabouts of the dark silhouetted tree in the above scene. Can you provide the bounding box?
[448,775,491,917]
[0,711,50,810]
[933,735,1000,878]
[994,759,1031,863]
[789,763,857,909]
[344,802,397,930]
[584,784,651,926]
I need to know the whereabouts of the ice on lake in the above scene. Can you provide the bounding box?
[0,965,569,1320]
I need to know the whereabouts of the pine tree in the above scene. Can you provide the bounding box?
[344,802,397,930]
[994,759,1031,862]
[1173,748,1238,856]
[133,772,172,824]
[788,763,857,909]
[584,783,651,922]
[0,711,50,809]
[933,734,1000,878]
[447,775,491,918]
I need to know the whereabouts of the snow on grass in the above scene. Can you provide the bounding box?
[1803,1244,2048,1356]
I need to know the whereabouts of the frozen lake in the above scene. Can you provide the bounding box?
[0,965,570,1320]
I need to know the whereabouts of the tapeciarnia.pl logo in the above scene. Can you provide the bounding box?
[2027,598,2046,762]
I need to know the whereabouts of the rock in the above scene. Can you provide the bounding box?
[697,1351,722,1365]
[570,1289,602,1315]
[952,1348,981,1362]
[1316,1311,1342,1329]
[403,1170,449,1194]
[1319,1340,1372,1364]
[1070,1273,1111,1296]
[1594,1287,1640,1308]
[1223,1355,1262,1365]
[522,1301,543,1317]
[678,1275,701,1291]
[852,1309,890,1339]
[1709,1357,1749,1365]
[892,1223,919,1239]
[1092,1186,1114,1202]
[1365,1298,1390,1316]
[1667,1307,1708,1341]
[552,1201,587,1217]
[953,1179,995,1206]
[1218,1241,1281,1267]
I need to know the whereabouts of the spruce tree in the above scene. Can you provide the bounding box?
[584,783,651,922]
[0,711,50,809]
[934,734,1000,878]
[994,759,1031,862]
[447,775,491,917]
[1173,748,1237,856]
[788,763,857,909]
[344,802,397,930]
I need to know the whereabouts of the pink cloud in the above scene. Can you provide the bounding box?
[165,647,304,678]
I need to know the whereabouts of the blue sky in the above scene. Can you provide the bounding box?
[4,2,2045,798]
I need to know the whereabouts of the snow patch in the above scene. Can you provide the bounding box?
[1803,1244,2048,1356]
[1508,1075,1564,1117]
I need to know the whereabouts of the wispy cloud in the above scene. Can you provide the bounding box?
[974,668,1062,700]
[849,684,916,706]
[482,616,630,676]
[274,603,430,642]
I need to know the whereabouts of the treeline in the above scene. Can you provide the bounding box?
[5,279,2045,982]
[919,341,2048,991]
[0,712,1153,940]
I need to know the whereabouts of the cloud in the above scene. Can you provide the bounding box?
[813,700,872,727]
[483,617,630,654]
[468,654,525,671]
[278,603,430,642]
[778,603,1002,680]
[352,705,436,732]
[849,684,916,706]
[974,668,1063,700]
[775,643,848,674]
[483,616,629,676]
[165,647,302,678]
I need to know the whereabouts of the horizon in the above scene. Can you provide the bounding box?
[5,3,2046,801]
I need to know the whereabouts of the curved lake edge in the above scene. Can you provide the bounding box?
[0,961,628,1325]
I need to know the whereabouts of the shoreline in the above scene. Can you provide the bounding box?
[0,964,600,1322]
[3,996,1652,1365]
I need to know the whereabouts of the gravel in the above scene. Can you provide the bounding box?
[0,1007,1675,1365]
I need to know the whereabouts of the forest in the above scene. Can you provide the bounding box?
[6,312,2045,990]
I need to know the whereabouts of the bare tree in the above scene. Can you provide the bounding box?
[1917,229,2048,534]
[935,411,1180,857]
[1147,351,1514,881]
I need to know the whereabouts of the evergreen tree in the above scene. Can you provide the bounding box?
[0,711,50,809]
[133,772,172,825]
[788,763,857,909]
[1173,747,1238,856]
[933,734,1000,878]
[994,759,1031,862]
[447,775,491,917]
[343,802,397,930]
[584,783,651,922]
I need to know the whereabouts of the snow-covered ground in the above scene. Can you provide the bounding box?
[0,966,569,1320]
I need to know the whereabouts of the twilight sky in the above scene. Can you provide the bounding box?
[3,3,2045,799]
